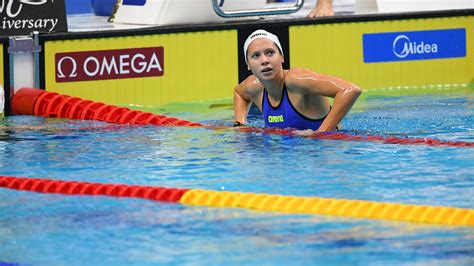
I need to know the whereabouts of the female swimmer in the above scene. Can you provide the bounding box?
[233,29,361,132]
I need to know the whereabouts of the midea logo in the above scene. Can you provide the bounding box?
[0,0,50,18]
[392,34,438,58]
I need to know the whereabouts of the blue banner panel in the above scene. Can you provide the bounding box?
[123,0,147,6]
[363,28,466,63]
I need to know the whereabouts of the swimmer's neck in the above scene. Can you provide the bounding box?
[260,70,287,98]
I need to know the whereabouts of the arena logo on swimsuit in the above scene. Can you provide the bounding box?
[362,28,466,63]
[55,47,164,83]
[268,115,284,123]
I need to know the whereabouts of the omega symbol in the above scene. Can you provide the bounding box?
[57,56,78,79]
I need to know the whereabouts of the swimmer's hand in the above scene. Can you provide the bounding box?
[232,121,254,132]
[232,121,246,127]
[293,129,315,136]
[294,124,341,135]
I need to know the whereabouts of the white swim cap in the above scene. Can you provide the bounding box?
[243,29,283,65]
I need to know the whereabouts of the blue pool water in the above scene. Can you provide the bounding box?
[0,89,473,265]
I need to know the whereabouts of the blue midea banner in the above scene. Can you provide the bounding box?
[1,0,68,36]
[122,0,147,5]
[363,28,466,63]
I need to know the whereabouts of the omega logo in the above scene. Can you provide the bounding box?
[56,56,77,78]
[55,47,164,83]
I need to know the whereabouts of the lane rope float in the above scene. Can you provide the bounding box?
[12,87,202,127]
[1,175,473,226]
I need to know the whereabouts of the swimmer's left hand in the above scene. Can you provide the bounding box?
[293,129,315,136]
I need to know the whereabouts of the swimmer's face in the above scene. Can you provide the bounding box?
[246,38,284,81]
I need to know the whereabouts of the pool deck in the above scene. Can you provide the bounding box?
[67,2,356,32]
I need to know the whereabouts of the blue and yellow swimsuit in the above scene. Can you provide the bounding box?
[262,84,328,130]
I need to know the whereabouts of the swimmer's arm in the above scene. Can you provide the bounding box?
[288,69,362,132]
[233,84,253,125]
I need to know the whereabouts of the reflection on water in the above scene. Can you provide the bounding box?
[0,93,473,265]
